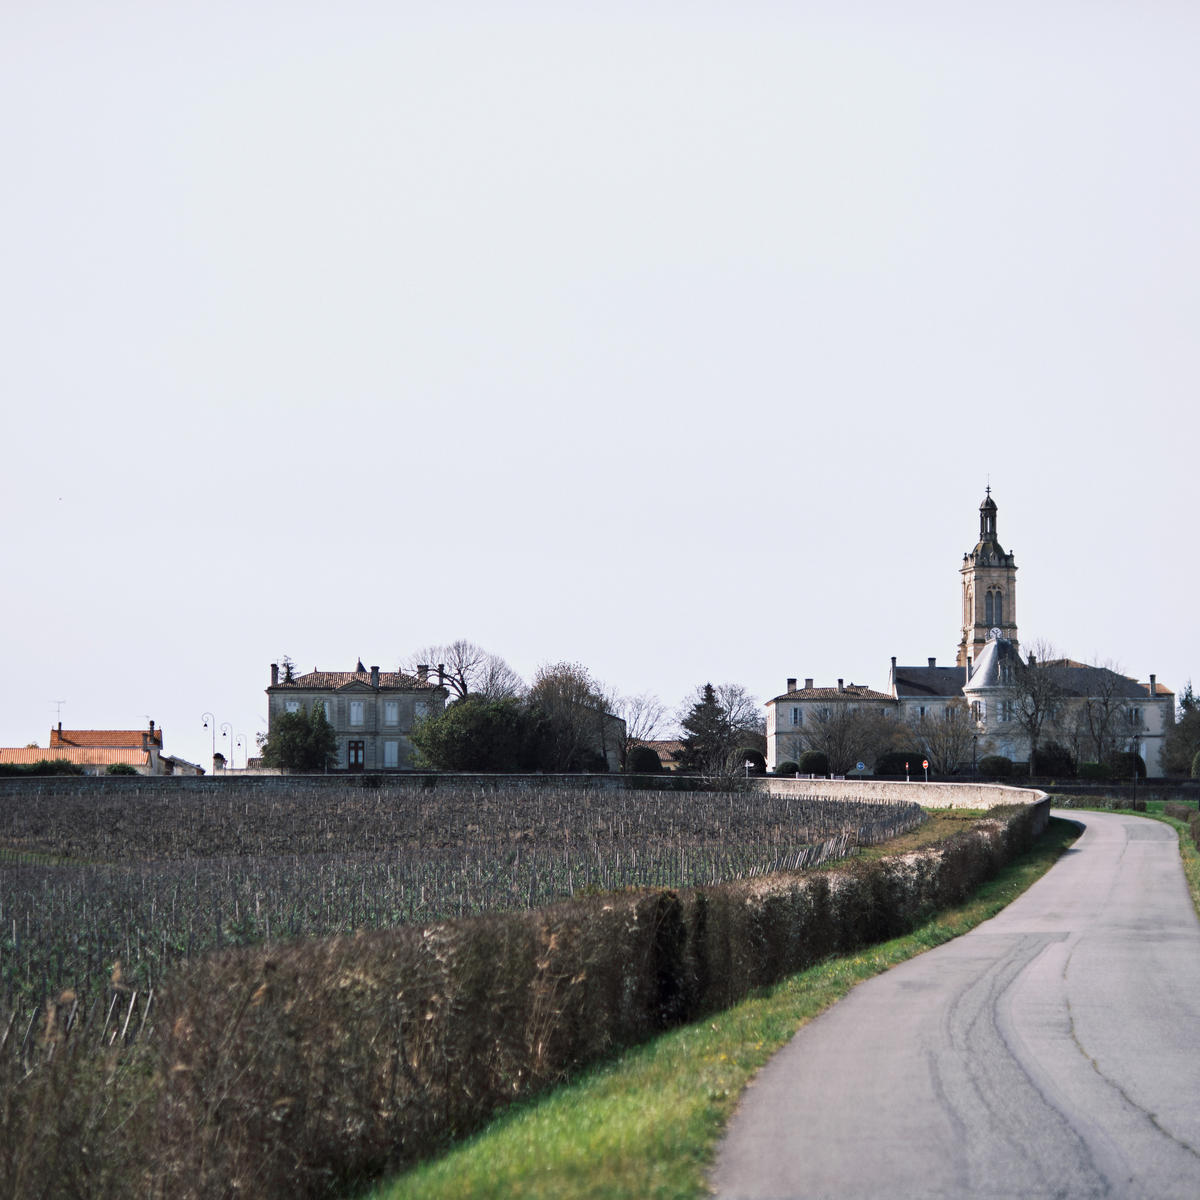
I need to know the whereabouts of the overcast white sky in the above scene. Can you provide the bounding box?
[2,1,1196,768]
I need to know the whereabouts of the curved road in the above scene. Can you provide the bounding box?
[711,811,1200,1199]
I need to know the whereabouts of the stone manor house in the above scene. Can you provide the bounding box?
[766,491,1175,775]
[266,660,449,771]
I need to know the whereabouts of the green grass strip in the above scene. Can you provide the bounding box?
[365,817,1080,1200]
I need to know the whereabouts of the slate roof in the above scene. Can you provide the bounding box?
[892,666,968,699]
[273,669,443,691]
[768,685,894,704]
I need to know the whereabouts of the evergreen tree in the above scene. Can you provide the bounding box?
[261,701,338,771]
[677,683,735,773]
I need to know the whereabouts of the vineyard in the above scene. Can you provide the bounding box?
[0,778,922,1017]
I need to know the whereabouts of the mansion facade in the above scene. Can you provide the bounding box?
[767,492,1175,775]
[266,660,449,771]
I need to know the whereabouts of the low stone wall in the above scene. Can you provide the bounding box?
[761,777,1051,834]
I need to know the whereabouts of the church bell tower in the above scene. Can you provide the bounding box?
[957,489,1019,668]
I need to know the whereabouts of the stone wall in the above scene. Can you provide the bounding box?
[761,776,1051,833]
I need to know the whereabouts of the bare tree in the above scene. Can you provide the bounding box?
[1073,660,1142,765]
[528,661,615,771]
[615,691,668,768]
[906,698,977,775]
[1006,640,1068,776]
[402,639,524,701]
[804,704,900,775]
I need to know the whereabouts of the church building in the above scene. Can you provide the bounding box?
[766,492,1175,776]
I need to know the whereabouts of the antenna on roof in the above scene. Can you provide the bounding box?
[52,700,66,723]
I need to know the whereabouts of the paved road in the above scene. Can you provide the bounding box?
[711,811,1200,1199]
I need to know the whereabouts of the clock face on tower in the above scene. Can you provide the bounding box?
[988,627,1002,641]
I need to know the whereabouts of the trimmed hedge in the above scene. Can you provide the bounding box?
[145,804,1042,1197]
[978,755,1013,779]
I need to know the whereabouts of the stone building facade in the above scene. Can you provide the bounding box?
[766,492,1175,775]
[266,661,449,772]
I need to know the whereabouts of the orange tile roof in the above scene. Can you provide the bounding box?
[0,747,150,766]
[50,728,162,748]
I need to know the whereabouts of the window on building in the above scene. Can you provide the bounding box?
[790,707,803,726]
[384,740,399,768]
[994,591,1003,625]
[413,701,428,722]
[348,740,365,770]
[349,700,364,727]
[999,700,1014,723]
[1130,707,1142,726]
[384,701,400,726]
[322,700,333,722]
[285,700,301,714]
[985,591,994,626]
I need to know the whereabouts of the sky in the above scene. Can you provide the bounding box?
[2,1,1197,769]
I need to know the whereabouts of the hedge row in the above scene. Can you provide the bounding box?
[2,804,1041,1199]
[150,805,1038,1198]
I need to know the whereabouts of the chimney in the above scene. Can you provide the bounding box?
[437,663,445,687]
[805,678,814,689]
[1028,652,1036,667]
[928,657,936,669]
[837,679,844,692]
[417,663,429,683]
[271,663,279,686]
[1150,673,1157,696]
[370,665,380,689]
[786,677,797,693]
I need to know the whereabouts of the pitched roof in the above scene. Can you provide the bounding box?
[893,666,968,699]
[0,747,150,766]
[50,728,162,748]
[768,685,894,704]
[273,669,443,692]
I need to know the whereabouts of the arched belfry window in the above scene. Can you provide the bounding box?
[994,591,1003,625]
[985,591,994,626]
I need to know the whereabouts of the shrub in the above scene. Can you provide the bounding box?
[978,755,1013,778]
[1165,802,1193,822]
[1078,761,1107,781]
[0,759,86,777]
[625,745,662,774]
[774,760,800,776]
[874,750,925,778]
[106,763,139,776]
[796,751,829,776]
[1192,749,1200,779]
[1106,751,1146,781]
[1189,811,1200,848]
[1032,742,1075,777]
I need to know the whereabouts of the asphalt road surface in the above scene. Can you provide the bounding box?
[710,810,1200,1199]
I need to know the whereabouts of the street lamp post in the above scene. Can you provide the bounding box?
[1132,733,1141,809]
[202,713,216,775]
[236,734,247,770]
[220,723,233,772]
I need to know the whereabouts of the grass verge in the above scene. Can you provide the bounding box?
[364,816,1079,1200]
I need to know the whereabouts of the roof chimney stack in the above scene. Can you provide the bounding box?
[417,664,429,683]
[805,678,814,689]
[786,677,797,693]
[1150,673,1157,695]
[271,662,279,686]
[437,663,446,687]
[837,678,844,692]
[370,665,380,688]
[929,657,936,669]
